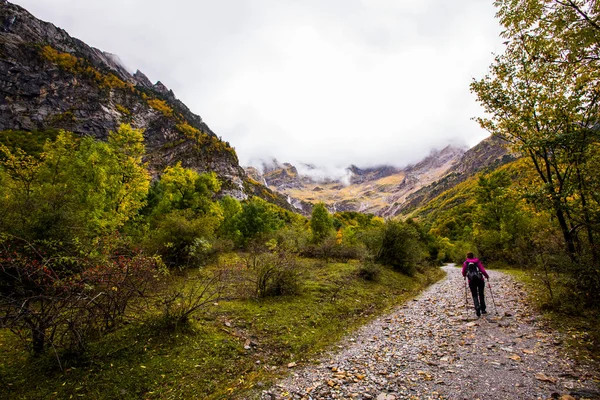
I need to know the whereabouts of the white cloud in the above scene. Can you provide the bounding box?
[14,0,504,168]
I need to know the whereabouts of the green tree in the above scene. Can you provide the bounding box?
[472,170,532,263]
[146,163,223,267]
[376,220,424,276]
[471,0,600,264]
[235,197,283,246]
[0,124,155,355]
[218,196,243,242]
[0,124,150,244]
[154,162,221,215]
[310,203,333,243]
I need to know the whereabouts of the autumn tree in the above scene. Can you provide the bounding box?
[471,0,600,269]
[145,163,223,267]
[472,170,532,263]
[0,124,150,246]
[0,124,156,355]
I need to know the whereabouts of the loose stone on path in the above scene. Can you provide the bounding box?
[258,265,600,400]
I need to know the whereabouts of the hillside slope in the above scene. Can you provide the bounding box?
[0,1,251,197]
[391,136,516,217]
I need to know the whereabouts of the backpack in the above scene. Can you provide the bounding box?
[466,261,483,282]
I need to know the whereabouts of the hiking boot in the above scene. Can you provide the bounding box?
[482,309,488,314]
[476,308,481,317]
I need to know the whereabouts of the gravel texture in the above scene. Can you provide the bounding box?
[259,265,600,400]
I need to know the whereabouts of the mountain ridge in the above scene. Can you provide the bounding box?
[245,144,472,215]
[0,0,251,198]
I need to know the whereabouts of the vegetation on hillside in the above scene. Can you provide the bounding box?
[470,0,600,303]
[0,124,444,398]
[38,45,238,162]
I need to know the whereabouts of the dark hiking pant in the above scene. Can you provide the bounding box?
[469,279,486,312]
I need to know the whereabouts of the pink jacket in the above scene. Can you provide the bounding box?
[462,258,489,282]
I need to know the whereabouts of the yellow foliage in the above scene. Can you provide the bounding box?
[115,104,131,115]
[176,122,200,138]
[147,98,173,117]
[102,73,128,90]
[41,45,78,70]
[40,46,132,93]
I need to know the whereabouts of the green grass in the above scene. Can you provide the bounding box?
[0,257,444,400]
[500,268,600,365]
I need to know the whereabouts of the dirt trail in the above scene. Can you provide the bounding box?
[259,265,599,400]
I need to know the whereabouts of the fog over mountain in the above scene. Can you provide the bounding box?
[14,0,505,168]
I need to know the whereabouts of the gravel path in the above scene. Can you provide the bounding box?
[259,265,600,400]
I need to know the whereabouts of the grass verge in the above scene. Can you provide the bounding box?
[500,268,600,366]
[0,258,445,400]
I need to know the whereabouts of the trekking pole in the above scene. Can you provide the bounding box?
[487,279,498,314]
[464,278,468,311]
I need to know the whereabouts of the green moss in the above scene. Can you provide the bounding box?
[160,139,187,150]
[48,110,76,127]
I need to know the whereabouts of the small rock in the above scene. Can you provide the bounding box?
[535,372,557,383]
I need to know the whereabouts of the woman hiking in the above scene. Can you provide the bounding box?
[462,252,489,317]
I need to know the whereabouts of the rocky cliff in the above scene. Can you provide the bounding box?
[391,135,515,217]
[0,1,248,198]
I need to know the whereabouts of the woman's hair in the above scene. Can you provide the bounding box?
[466,252,474,259]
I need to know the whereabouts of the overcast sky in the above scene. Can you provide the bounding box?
[14,0,504,169]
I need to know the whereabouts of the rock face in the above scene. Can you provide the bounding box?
[392,136,515,216]
[0,1,247,198]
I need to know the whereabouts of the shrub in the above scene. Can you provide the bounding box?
[252,252,302,298]
[0,242,160,356]
[332,242,366,263]
[300,236,336,262]
[41,45,78,70]
[115,104,131,115]
[376,221,425,276]
[145,210,219,268]
[176,122,200,138]
[156,270,223,330]
[356,262,381,281]
[147,98,173,117]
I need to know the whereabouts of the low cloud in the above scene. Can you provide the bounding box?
[15,0,505,169]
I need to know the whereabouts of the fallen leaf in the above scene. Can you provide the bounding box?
[287,362,296,368]
[508,354,522,361]
[534,373,557,383]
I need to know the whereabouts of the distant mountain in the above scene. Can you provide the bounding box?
[392,136,516,217]
[0,1,293,206]
[245,145,470,215]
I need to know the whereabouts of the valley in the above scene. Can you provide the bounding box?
[1,1,599,400]
[246,138,513,217]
